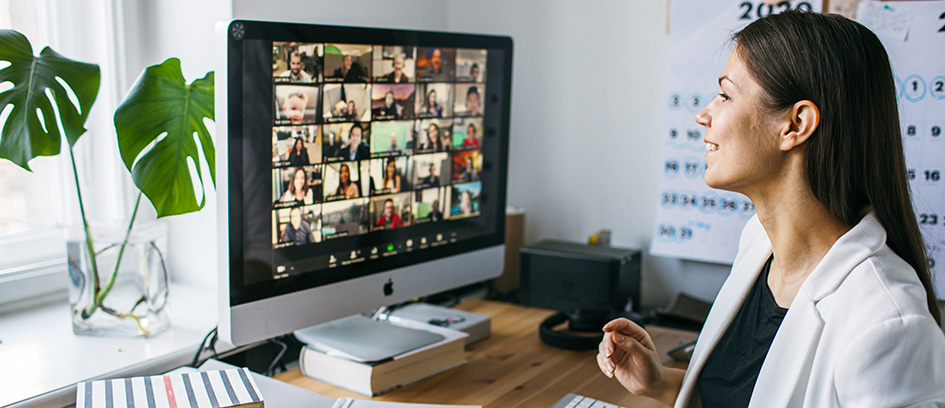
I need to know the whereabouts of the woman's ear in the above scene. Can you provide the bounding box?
[779,100,820,151]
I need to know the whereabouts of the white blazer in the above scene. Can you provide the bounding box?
[675,212,945,408]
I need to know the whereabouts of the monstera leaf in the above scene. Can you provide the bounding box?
[115,58,214,218]
[0,29,100,170]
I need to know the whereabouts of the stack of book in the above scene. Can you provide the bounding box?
[299,317,468,396]
[76,367,264,408]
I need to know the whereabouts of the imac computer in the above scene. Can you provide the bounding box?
[215,20,513,347]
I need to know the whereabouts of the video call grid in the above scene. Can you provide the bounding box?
[269,42,488,248]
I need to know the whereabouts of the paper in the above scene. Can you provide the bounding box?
[332,398,479,408]
[859,1,945,298]
[858,1,916,41]
[650,0,824,264]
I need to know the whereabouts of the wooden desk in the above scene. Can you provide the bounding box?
[275,299,697,407]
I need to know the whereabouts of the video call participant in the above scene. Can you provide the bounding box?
[419,163,439,187]
[470,63,481,83]
[344,101,359,122]
[331,54,368,83]
[375,91,401,119]
[420,123,449,153]
[337,123,370,161]
[279,167,314,206]
[376,199,402,229]
[281,92,308,124]
[280,207,315,245]
[465,86,481,116]
[288,137,310,166]
[462,123,480,148]
[333,163,360,199]
[429,199,443,222]
[597,11,945,408]
[418,89,443,118]
[384,53,410,83]
[278,50,312,83]
[387,133,403,155]
[459,156,478,182]
[422,48,452,82]
[459,190,473,216]
[383,159,402,193]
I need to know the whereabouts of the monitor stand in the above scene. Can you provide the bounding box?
[293,314,445,363]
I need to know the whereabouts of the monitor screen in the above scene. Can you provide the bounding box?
[217,20,512,346]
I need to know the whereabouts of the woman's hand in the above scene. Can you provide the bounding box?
[597,318,684,406]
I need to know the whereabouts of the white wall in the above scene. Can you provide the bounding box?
[122,0,232,287]
[445,0,730,308]
[133,0,732,305]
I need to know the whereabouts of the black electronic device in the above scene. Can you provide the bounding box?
[520,240,642,350]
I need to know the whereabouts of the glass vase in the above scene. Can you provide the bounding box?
[66,220,170,337]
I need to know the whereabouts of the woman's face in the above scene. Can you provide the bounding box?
[293,169,306,191]
[466,92,480,115]
[385,92,394,107]
[339,164,350,184]
[294,138,303,151]
[387,161,396,177]
[428,124,439,141]
[427,90,437,106]
[695,48,783,194]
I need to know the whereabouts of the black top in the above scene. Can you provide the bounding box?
[698,255,787,408]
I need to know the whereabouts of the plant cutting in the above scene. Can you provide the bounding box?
[0,29,215,335]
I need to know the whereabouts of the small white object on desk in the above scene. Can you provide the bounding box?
[380,302,491,345]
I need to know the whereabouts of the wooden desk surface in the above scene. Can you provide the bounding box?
[275,299,697,407]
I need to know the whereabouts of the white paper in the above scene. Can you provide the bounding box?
[859,1,945,298]
[332,397,479,408]
[650,0,823,264]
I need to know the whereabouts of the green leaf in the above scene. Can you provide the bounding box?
[0,29,100,170]
[114,58,214,218]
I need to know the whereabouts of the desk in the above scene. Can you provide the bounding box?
[275,299,697,407]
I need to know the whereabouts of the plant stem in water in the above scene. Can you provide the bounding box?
[96,192,142,305]
[71,147,101,319]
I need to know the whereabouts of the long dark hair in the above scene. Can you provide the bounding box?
[734,11,940,324]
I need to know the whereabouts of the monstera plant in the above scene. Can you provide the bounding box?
[0,29,215,335]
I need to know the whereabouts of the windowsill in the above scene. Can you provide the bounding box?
[0,282,228,407]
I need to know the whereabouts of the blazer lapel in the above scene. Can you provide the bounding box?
[747,211,883,407]
[748,296,824,408]
[675,233,772,408]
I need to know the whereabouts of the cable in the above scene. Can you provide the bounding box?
[265,337,288,376]
[191,326,218,368]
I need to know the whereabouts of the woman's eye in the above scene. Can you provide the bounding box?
[718,92,730,101]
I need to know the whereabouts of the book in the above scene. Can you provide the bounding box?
[331,398,479,408]
[300,319,468,396]
[76,367,263,408]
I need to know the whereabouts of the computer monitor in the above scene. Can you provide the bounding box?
[215,20,513,347]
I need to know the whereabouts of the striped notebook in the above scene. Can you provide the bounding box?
[76,367,264,408]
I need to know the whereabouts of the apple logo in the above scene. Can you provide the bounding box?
[383,278,394,296]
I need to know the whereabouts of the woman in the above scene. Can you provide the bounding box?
[343,100,359,121]
[423,123,445,152]
[377,90,400,119]
[383,159,402,193]
[279,167,313,206]
[419,89,442,118]
[459,190,473,216]
[597,11,945,408]
[287,137,310,166]
[333,163,359,199]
